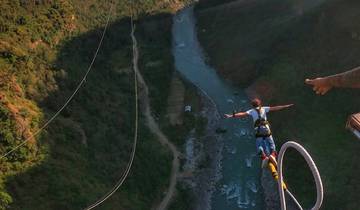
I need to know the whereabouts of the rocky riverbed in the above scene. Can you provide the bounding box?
[179,88,223,210]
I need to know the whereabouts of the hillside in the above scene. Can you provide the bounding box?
[196,0,360,209]
[0,0,192,209]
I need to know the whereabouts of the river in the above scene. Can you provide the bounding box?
[172,6,265,210]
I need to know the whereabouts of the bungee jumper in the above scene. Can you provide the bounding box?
[305,66,360,139]
[224,98,293,168]
[225,98,323,210]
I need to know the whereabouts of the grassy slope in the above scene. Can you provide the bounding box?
[196,0,360,209]
[0,0,191,209]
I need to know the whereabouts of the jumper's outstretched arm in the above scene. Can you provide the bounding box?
[224,112,248,118]
[269,104,294,112]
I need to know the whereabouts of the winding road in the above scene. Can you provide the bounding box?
[131,24,180,210]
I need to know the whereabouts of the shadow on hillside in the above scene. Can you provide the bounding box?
[5,13,176,210]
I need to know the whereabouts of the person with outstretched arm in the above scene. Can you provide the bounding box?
[305,66,360,95]
[224,99,294,168]
[306,66,360,138]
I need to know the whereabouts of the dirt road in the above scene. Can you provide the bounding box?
[131,24,180,210]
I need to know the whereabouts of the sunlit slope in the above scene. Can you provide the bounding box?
[0,0,190,209]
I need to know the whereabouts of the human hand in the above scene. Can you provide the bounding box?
[224,114,233,118]
[305,77,333,95]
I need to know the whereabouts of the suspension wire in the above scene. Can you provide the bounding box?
[0,2,114,160]
[83,4,139,210]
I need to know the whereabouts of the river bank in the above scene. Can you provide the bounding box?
[178,84,223,210]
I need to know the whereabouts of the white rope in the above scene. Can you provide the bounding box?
[83,11,139,210]
[0,2,114,160]
[285,189,303,210]
[277,141,324,210]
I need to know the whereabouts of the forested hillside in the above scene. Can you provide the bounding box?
[0,0,190,209]
[196,0,360,209]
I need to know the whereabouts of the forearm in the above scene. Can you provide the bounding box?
[269,104,292,112]
[233,112,248,118]
[224,112,248,118]
[327,66,360,88]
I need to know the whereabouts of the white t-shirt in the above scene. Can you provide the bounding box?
[246,107,270,122]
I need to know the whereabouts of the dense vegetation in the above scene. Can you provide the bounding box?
[196,0,360,209]
[0,0,192,209]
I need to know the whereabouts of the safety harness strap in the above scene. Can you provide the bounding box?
[254,107,272,138]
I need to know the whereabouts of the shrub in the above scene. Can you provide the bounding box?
[0,191,12,210]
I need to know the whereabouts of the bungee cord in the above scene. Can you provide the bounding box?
[277,141,324,210]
